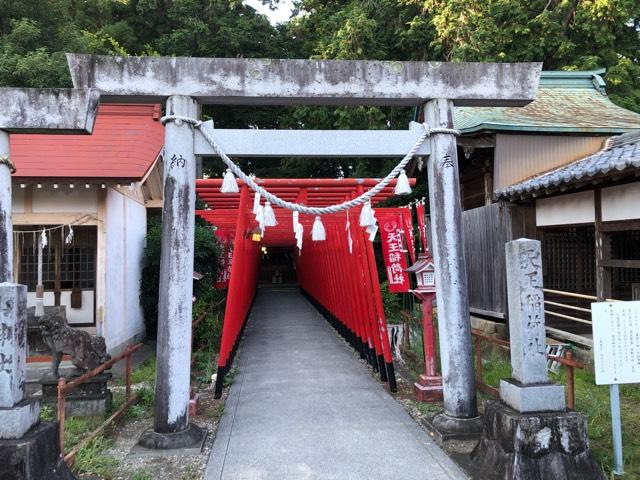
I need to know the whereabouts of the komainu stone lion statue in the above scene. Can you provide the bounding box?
[39,308,111,377]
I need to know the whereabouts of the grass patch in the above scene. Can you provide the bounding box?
[72,435,117,479]
[64,416,104,451]
[415,401,441,416]
[223,367,237,387]
[129,470,153,480]
[207,403,225,419]
[114,356,156,386]
[39,404,55,422]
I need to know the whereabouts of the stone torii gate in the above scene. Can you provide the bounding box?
[0,88,98,478]
[66,54,541,447]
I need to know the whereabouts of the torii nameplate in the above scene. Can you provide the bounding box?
[67,54,542,107]
[0,88,100,133]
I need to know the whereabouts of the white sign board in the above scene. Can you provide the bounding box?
[592,301,640,385]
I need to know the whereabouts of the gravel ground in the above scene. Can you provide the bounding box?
[78,382,228,480]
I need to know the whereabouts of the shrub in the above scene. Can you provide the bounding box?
[140,214,221,337]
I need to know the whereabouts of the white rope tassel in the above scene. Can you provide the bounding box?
[263,201,277,227]
[255,204,265,233]
[394,169,412,195]
[40,228,48,248]
[221,168,239,193]
[252,192,261,214]
[312,216,326,241]
[292,210,299,233]
[295,222,304,252]
[359,201,376,227]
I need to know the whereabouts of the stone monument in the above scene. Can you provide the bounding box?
[472,238,604,479]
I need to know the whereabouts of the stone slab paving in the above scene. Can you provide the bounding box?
[205,286,467,480]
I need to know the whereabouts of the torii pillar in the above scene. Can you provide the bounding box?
[0,88,99,479]
[424,99,483,434]
[138,96,206,449]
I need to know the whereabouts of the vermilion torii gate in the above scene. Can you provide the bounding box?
[196,178,416,397]
[66,53,541,448]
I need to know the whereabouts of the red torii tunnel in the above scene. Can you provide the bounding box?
[196,177,416,398]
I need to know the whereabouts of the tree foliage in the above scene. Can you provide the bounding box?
[1,0,638,177]
[140,215,221,337]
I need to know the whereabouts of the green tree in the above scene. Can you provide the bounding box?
[140,215,221,337]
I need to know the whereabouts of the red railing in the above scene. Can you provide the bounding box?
[57,342,144,465]
[471,329,584,409]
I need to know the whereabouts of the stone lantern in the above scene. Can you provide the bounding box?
[406,253,443,402]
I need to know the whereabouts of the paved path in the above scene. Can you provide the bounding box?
[205,287,467,480]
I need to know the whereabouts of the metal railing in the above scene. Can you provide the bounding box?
[471,328,584,409]
[57,343,144,465]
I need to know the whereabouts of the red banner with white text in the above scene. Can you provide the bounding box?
[415,201,428,253]
[401,207,416,263]
[377,210,410,293]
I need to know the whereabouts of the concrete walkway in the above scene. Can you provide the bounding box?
[205,287,467,480]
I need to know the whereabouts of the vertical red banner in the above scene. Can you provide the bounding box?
[415,201,428,253]
[401,207,416,263]
[377,210,410,293]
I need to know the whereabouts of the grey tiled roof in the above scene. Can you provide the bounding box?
[495,130,640,199]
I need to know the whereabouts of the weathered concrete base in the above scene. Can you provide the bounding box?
[41,373,112,417]
[138,423,206,451]
[471,400,605,480]
[414,374,443,402]
[500,378,565,413]
[0,399,40,439]
[0,421,76,480]
[430,411,483,439]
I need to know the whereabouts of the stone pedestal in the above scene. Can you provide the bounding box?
[41,373,113,417]
[471,401,605,480]
[500,378,565,413]
[413,374,443,402]
[0,422,75,480]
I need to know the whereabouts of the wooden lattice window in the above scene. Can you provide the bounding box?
[16,226,96,291]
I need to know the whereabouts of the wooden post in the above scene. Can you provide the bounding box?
[483,159,493,206]
[594,189,611,302]
[125,344,132,402]
[57,377,66,454]
[566,350,575,410]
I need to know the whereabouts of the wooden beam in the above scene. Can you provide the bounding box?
[600,220,640,232]
[602,259,640,269]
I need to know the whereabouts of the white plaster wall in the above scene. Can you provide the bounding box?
[536,191,595,227]
[602,182,640,222]
[32,188,98,213]
[11,188,24,213]
[26,291,94,325]
[104,188,146,351]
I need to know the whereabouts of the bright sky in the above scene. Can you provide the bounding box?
[244,0,295,25]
